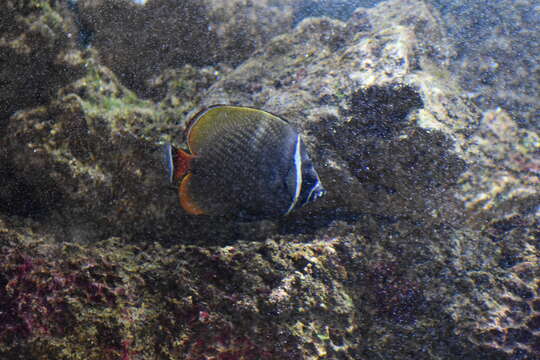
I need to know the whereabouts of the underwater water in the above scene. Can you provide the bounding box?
[0,0,538,359]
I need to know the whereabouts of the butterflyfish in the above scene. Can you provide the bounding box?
[165,105,326,218]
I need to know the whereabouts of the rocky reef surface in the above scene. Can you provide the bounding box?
[1,0,538,359]
[73,0,296,97]
[429,0,540,131]
[0,0,86,122]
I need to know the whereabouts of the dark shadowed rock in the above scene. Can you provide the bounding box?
[75,0,295,97]
[0,0,86,122]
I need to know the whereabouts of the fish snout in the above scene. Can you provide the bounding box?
[309,182,326,202]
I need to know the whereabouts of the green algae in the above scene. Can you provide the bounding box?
[80,62,154,116]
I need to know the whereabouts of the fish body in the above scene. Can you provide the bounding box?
[165,105,325,218]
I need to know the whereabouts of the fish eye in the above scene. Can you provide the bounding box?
[315,188,326,198]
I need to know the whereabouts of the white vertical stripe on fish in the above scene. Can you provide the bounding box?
[285,135,303,215]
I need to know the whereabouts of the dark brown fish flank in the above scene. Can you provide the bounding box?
[203,127,282,189]
[201,124,259,172]
[198,116,285,174]
[171,105,325,217]
[191,120,296,215]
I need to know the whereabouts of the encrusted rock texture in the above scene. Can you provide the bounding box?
[74,0,296,97]
[0,0,538,359]
[0,0,86,122]
[429,0,540,130]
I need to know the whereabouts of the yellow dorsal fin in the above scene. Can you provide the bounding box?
[186,106,285,154]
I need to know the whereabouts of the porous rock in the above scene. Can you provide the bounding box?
[0,0,85,122]
[1,57,206,243]
[449,108,540,359]
[197,0,472,227]
[75,0,295,96]
[1,0,538,359]
[429,0,540,130]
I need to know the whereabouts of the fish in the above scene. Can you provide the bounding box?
[165,105,326,218]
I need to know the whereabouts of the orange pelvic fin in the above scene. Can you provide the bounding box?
[179,174,206,215]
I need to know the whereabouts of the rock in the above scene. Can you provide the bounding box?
[207,0,296,65]
[197,0,473,228]
[1,59,183,242]
[0,54,275,244]
[146,63,233,109]
[292,0,380,23]
[458,109,539,224]
[1,0,538,359]
[429,0,540,130]
[450,109,540,359]
[75,0,216,95]
[0,219,137,358]
[75,0,295,96]
[0,0,86,122]
[0,216,360,359]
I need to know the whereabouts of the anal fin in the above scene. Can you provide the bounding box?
[179,174,206,215]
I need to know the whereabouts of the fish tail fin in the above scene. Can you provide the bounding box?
[163,144,195,183]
